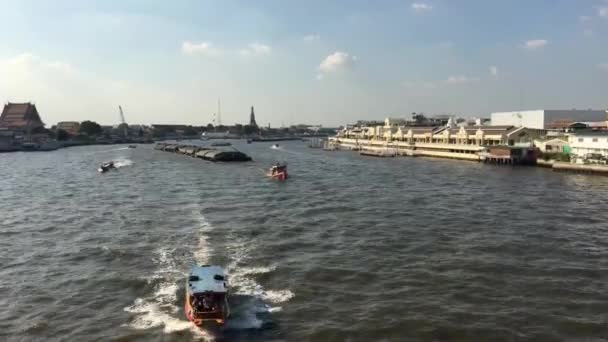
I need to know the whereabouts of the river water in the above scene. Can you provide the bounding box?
[1,141,607,341]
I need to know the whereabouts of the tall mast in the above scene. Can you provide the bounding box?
[217,98,222,126]
[119,105,128,137]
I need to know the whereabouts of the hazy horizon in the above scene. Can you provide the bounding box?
[1,0,607,127]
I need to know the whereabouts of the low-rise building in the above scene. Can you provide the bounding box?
[533,137,569,153]
[568,132,608,164]
[56,121,80,135]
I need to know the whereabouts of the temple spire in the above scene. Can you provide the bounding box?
[249,106,258,127]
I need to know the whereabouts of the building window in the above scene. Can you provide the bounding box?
[578,138,584,142]
[592,138,598,142]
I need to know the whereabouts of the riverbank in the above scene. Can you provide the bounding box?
[329,137,608,176]
[0,139,154,153]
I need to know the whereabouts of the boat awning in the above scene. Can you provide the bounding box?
[188,265,228,294]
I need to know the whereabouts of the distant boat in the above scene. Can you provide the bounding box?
[128,145,137,149]
[271,144,280,149]
[211,142,232,147]
[267,163,288,181]
[98,161,117,173]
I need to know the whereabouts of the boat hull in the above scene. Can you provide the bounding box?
[268,171,288,181]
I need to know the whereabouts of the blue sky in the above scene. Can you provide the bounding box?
[0,0,606,126]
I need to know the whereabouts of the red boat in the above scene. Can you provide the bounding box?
[185,265,229,327]
[268,164,288,180]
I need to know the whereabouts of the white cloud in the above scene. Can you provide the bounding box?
[580,15,592,22]
[490,66,498,77]
[444,75,479,84]
[0,53,176,125]
[181,41,222,56]
[599,63,608,72]
[598,7,608,17]
[584,29,593,36]
[239,43,271,56]
[524,39,548,50]
[316,74,324,80]
[318,51,357,73]
[303,34,320,42]
[411,3,433,12]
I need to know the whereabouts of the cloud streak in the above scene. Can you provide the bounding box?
[524,39,548,50]
[239,43,271,56]
[444,75,479,84]
[181,41,222,56]
[411,3,433,12]
[303,34,320,42]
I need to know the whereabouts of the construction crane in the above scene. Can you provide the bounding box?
[119,105,128,137]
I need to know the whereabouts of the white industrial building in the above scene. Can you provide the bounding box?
[491,109,607,129]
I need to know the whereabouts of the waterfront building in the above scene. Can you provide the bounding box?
[0,102,44,131]
[0,102,47,143]
[568,131,608,164]
[533,137,569,153]
[491,109,607,130]
[335,117,544,161]
[56,121,80,136]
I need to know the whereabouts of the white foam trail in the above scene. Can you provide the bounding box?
[240,265,277,275]
[225,243,294,317]
[124,208,214,340]
[262,289,295,304]
[114,159,133,168]
[93,147,130,154]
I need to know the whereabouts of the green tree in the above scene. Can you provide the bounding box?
[206,123,214,131]
[79,120,102,136]
[243,125,258,135]
[183,126,197,136]
[56,129,70,141]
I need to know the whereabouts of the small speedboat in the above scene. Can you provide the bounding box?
[185,265,230,327]
[271,144,280,149]
[267,163,288,181]
[128,145,137,149]
[98,161,116,173]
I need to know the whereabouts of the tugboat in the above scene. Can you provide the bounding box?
[268,163,288,181]
[185,265,230,327]
[98,161,116,173]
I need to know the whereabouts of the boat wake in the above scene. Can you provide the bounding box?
[113,159,133,168]
[123,206,293,337]
[93,147,130,153]
[224,241,295,330]
[123,208,214,340]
